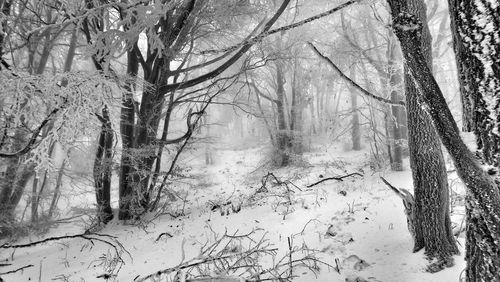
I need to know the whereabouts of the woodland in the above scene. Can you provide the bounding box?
[0,0,499,281]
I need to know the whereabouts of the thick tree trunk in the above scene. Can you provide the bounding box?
[401,0,458,265]
[388,5,500,281]
[447,1,500,280]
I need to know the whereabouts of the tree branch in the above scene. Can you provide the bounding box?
[155,109,203,145]
[0,264,34,276]
[308,42,405,107]
[200,0,359,55]
[0,107,62,158]
[170,18,267,77]
[306,172,362,188]
[248,81,278,104]
[158,0,292,94]
[340,13,388,77]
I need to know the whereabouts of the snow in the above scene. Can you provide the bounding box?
[1,141,466,282]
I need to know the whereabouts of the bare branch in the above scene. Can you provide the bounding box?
[306,172,363,188]
[158,0,293,94]
[0,264,34,276]
[200,0,360,55]
[308,42,405,107]
[0,107,62,158]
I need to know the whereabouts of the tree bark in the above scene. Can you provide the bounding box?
[387,37,404,171]
[399,0,459,266]
[93,106,114,224]
[447,1,500,280]
[387,5,500,280]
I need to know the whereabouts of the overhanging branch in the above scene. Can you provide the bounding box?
[0,107,62,158]
[159,0,359,94]
[308,42,405,107]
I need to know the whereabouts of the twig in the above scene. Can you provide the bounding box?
[297,219,322,236]
[379,177,399,194]
[306,172,362,188]
[287,237,293,278]
[335,258,341,274]
[155,232,173,242]
[0,264,34,275]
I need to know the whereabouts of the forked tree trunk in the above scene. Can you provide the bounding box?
[402,0,458,265]
[387,4,500,280]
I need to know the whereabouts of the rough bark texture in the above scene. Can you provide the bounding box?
[447,1,500,280]
[389,8,500,281]
[399,0,459,264]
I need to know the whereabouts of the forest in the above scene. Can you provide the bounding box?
[0,0,499,281]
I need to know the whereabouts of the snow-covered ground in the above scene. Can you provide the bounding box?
[1,141,466,282]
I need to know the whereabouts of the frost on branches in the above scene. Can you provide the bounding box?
[0,70,118,171]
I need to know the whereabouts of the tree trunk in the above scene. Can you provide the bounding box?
[387,37,404,171]
[93,106,114,224]
[447,1,500,280]
[47,158,66,219]
[290,59,305,153]
[118,50,138,220]
[387,3,500,280]
[400,0,459,266]
[349,65,361,151]
[275,62,291,166]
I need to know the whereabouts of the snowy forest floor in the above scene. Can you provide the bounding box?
[1,140,466,282]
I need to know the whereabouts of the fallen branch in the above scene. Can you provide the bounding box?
[1,232,116,249]
[0,232,130,271]
[0,264,34,276]
[135,229,330,282]
[306,172,363,188]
